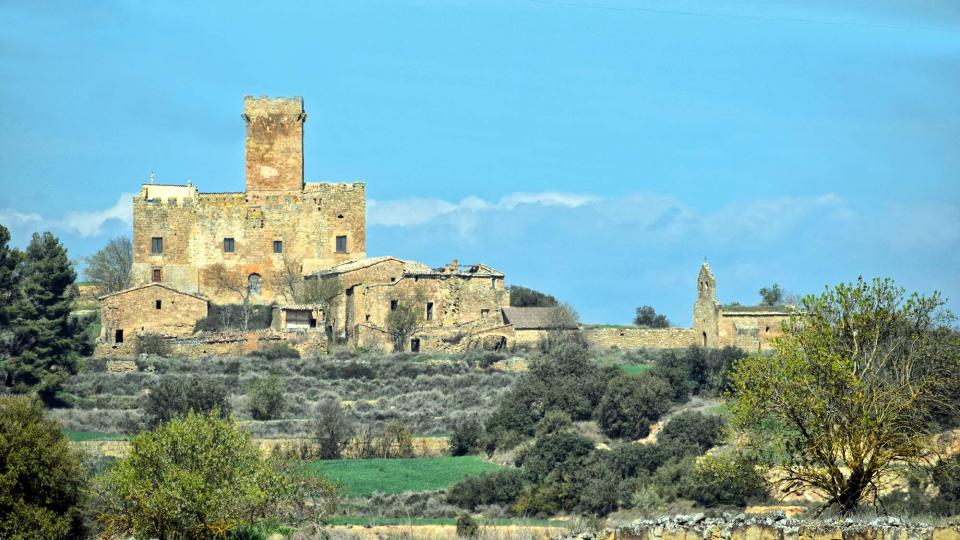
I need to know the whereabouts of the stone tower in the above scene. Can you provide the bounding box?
[693,262,720,347]
[243,96,305,192]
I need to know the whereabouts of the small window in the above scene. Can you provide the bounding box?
[335,235,347,253]
[426,302,434,321]
[481,308,490,319]
[152,268,162,283]
[155,300,162,310]
[224,237,235,253]
[390,299,398,311]
[410,338,421,353]
[151,237,163,254]
[273,240,283,253]
[365,314,371,322]
[115,329,124,344]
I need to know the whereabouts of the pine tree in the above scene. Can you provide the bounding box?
[5,232,89,404]
[0,226,22,369]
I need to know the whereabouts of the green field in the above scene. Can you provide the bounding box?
[64,430,126,442]
[306,456,502,496]
[620,363,652,375]
[324,516,567,527]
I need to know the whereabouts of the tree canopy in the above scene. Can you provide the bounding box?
[730,277,960,515]
[508,285,558,307]
[633,305,669,328]
[3,231,90,404]
[83,236,132,294]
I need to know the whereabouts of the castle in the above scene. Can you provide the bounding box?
[97,96,792,356]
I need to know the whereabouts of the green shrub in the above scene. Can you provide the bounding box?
[456,514,479,539]
[449,417,484,456]
[314,399,355,459]
[447,469,525,510]
[0,396,87,539]
[519,431,595,483]
[535,410,573,437]
[595,372,673,440]
[143,377,231,428]
[248,375,285,420]
[605,442,670,478]
[96,411,313,538]
[135,333,171,356]
[676,454,767,507]
[250,342,300,360]
[658,411,724,454]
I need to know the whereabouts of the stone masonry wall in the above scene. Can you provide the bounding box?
[574,516,960,540]
[99,285,208,345]
[582,327,699,349]
[94,329,327,358]
[131,182,366,303]
[244,96,304,193]
[718,313,789,352]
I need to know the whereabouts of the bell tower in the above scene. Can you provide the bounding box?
[693,262,720,347]
[243,96,305,192]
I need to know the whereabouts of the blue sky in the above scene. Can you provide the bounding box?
[1,0,958,325]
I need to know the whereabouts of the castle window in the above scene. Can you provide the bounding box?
[481,308,490,319]
[151,237,163,254]
[224,238,235,253]
[152,268,162,283]
[335,235,348,253]
[273,240,283,253]
[155,300,162,310]
[410,338,421,353]
[426,302,434,321]
[390,299,398,311]
[115,329,124,344]
[247,273,261,296]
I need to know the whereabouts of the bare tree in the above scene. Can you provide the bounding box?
[386,288,426,352]
[205,263,256,331]
[83,237,132,294]
[271,256,342,335]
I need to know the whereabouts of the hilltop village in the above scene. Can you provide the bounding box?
[96,96,793,358]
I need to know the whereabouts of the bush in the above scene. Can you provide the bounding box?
[143,377,231,428]
[456,514,479,539]
[449,417,484,456]
[930,455,960,516]
[447,469,525,510]
[519,431,595,483]
[595,372,673,440]
[135,333,171,356]
[658,411,724,454]
[0,396,87,539]
[314,399,355,459]
[251,343,300,360]
[605,443,671,478]
[248,375,285,420]
[96,410,311,538]
[535,410,573,437]
[676,454,767,507]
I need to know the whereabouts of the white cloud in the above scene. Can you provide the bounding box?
[368,191,599,228]
[0,209,42,226]
[60,192,135,237]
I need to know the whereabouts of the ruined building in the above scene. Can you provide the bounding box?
[98,95,792,355]
[130,96,365,303]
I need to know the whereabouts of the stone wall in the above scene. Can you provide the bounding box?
[99,284,208,346]
[244,96,304,193]
[130,97,366,303]
[718,313,788,352]
[573,516,960,540]
[582,327,699,349]
[94,329,327,358]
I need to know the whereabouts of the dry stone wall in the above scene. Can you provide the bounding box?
[566,516,960,540]
[582,327,699,349]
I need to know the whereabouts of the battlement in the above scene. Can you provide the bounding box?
[243,96,304,119]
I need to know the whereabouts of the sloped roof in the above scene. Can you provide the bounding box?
[98,282,207,302]
[501,307,577,330]
[720,304,797,315]
[313,256,503,278]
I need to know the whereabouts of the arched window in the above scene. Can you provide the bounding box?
[702,331,708,347]
[248,273,262,297]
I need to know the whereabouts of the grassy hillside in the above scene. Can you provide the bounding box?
[306,456,502,496]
